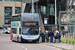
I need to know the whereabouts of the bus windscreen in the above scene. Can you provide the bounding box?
[22,27,38,35]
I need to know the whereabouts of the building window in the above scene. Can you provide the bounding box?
[15,7,21,14]
[41,6,46,14]
[4,7,12,17]
[5,12,12,17]
[15,7,21,10]
[4,7,12,25]
[48,16,55,24]
[49,4,55,16]
[4,18,11,24]
[30,7,35,13]
[5,7,12,10]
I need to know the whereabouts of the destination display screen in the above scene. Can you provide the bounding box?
[22,22,38,27]
[25,23,36,25]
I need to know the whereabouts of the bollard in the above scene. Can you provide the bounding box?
[73,33,74,38]
[72,41,74,45]
[66,41,68,43]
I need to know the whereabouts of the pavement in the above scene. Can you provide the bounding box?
[40,42,75,50]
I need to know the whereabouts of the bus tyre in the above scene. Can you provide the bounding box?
[6,32,8,34]
[17,37,21,43]
[12,40,15,42]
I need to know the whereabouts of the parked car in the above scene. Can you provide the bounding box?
[0,27,10,34]
[6,27,10,34]
[0,27,6,34]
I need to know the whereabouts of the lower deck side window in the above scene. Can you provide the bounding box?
[12,28,17,34]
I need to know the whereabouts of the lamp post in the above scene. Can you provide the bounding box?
[32,0,34,13]
[47,0,49,30]
[55,0,57,29]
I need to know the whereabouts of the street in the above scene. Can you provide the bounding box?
[0,34,60,50]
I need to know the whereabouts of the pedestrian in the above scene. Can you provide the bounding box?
[49,29,54,43]
[40,29,45,42]
[55,29,59,34]
[39,30,42,42]
[54,32,59,43]
[62,29,66,37]
[58,31,61,43]
[45,30,49,42]
[54,29,59,43]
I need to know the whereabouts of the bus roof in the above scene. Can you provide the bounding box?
[12,14,20,16]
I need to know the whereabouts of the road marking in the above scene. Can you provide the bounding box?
[15,44,28,50]
[40,44,62,50]
[21,46,24,48]
[25,48,27,50]
[21,46,28,50]
[21,46,25,48]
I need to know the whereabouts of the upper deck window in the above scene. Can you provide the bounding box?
[11,15,21,21]
[22,14,38,21]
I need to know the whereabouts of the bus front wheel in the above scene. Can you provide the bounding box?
[17,37,21,43]
[12,40,15,42]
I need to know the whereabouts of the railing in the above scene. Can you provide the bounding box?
[61,33,75,45]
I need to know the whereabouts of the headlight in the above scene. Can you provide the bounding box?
[33,36,39,38]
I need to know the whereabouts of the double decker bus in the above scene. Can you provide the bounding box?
[10,13,40,43]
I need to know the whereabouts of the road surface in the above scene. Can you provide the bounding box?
[0,34,60,50]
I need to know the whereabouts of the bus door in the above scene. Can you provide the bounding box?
[19,27,22,35]
[12,27,18,41]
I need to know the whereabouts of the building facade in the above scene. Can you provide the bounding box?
[0,1,25,27]
[1,0,73,31]
[24,0,66,30]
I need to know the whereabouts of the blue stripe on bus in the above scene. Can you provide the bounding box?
[38,15,40,27]
[21,13,22,26]
[21,36,28,42]
[23,34,37,35]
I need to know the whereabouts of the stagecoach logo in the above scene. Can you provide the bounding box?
[12,22,19,26]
